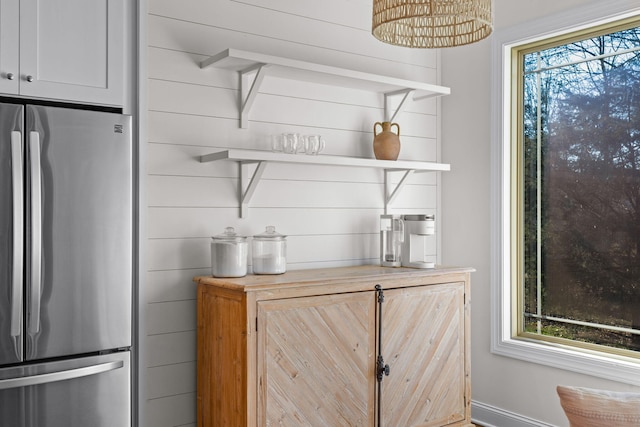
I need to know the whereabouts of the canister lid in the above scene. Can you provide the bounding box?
[253,226,286,240]
[212,227,247,242]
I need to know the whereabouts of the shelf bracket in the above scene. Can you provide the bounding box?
[239,161,267,218]
[239,64,269,129]
[384,169,414,214]
[384,89,415,123]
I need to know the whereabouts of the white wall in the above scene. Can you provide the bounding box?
[144,1,444,425]
[441,1,640,426]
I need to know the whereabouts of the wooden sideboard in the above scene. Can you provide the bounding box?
[195,265,473,426]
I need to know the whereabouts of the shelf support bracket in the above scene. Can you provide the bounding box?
[384,89,415,123]
[239,161,267,218]
[239,64,269,129]
[384,169,414,214]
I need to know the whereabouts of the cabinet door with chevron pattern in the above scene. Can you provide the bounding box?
[380,283,467,427]
[258,292,377,426]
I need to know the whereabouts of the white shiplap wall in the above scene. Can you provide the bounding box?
[145,1,444,425]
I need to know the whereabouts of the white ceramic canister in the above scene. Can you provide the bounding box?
[252,226,287,274]
[210,227,248,277]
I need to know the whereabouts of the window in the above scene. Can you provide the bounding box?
[513,20,640,357]
[492,4,640,384]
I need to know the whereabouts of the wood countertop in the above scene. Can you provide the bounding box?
[194,264,474,295]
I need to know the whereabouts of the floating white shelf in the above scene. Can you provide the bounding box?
[201,149,450,218]
[200,48,451,128]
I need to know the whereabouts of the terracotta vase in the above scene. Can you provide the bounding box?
[373,121,400,160]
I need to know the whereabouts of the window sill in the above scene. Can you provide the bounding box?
[492,334,640,386]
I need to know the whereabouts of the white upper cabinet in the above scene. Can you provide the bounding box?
[0,0,124,106]
[0,0,19,95]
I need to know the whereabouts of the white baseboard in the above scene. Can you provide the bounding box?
[471,401,556,427]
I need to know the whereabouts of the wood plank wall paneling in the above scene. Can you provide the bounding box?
[145,1,443,425]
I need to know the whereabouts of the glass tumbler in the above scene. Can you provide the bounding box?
[305,135,325,155]
[282,133,300,154]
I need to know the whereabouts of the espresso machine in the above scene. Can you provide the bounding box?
[379,214,404,267]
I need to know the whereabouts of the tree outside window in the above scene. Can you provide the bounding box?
[519,24,640,354]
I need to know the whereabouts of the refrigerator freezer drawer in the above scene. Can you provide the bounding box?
[0,351,130,427]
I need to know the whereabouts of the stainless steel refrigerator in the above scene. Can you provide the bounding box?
[0,102,132,426]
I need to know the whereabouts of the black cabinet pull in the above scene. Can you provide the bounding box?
[375,284,388,427]
[377,354,390,381]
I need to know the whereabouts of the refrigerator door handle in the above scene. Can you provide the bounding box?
[10,131,24,341]
[28,131,42,335]
[0,360,124,390]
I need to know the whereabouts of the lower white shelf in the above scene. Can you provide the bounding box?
[200,149,450,217]
[201,149,450,171]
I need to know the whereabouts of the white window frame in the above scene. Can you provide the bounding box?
[490,0,640,386]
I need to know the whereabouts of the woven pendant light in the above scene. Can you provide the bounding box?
[372,0,493,48]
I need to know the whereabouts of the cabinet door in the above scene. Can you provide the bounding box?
[0,0,19,94]
[380,283,467,427]
[19,0,123,105]
[258,292,377,426]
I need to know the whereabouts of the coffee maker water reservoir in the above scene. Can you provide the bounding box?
[379,214,404,267]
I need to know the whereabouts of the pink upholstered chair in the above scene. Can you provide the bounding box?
[557,385,640,427]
